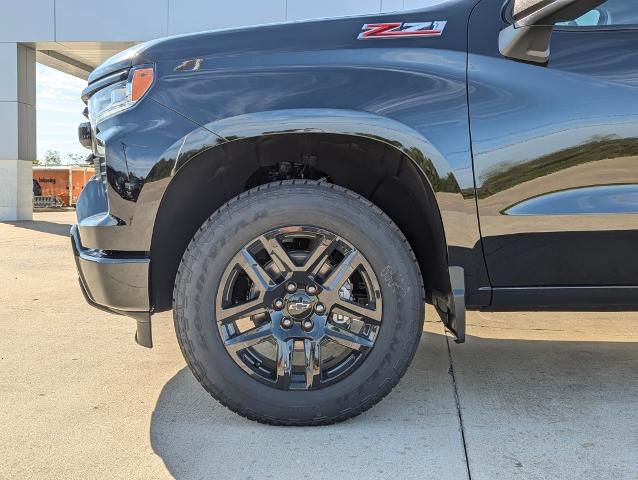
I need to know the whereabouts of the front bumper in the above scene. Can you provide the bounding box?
[71,177,153,347]
[71,224,153,348]
[70,224,150,313]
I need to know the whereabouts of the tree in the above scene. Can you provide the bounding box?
[44,150,62,166]
[65,153,86,165]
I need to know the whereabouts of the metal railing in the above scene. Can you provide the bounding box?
[33,196,64,208]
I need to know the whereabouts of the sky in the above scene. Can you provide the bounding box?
[36,63,88,164]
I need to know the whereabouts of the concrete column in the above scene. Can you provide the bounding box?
[0,43,36,221]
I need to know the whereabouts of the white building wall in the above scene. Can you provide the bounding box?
[0,43,36,220]
[55,0,170,41]
[0,0,54,42]
[1,0,439,42]
[168,0,288,34]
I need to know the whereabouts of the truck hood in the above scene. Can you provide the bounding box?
[89,0,474,83]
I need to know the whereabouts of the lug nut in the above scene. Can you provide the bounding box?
[286,282,297,293]
[306,284,318,295]
[302,319,314,331]
[281,317,293,329]
[314,303,326,314]
[273,298,285,310]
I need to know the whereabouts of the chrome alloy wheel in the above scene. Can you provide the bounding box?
[215,226,383,390]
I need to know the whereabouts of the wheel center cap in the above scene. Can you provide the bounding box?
[285,292,315,319]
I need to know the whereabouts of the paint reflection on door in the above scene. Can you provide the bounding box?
[468,0,638,288]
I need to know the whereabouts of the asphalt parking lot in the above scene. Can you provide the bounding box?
[1,211,637,480]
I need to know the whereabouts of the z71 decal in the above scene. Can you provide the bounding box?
[358,21,447,39]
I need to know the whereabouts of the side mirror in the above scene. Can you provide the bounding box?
[499,0,606,64]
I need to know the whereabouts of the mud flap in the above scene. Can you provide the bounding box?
[433,266,466,343]
[131,312,153,348]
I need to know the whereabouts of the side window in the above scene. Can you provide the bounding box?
[557,0,638,28]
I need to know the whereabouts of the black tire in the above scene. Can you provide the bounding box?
[173,180,424,425]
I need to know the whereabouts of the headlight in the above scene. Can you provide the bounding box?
[89,80,129,124]
[88,67,154,125]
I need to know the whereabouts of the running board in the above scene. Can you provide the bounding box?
[433,266,466,343]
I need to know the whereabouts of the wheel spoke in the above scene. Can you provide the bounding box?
[303,339,321,389]
[321,248,362,292]
[258,235,298,273]
[306,237,338,274]
[333,299,382,325]
[238,247,277,292]
[217,298,267,325]
[276,339,294,388]
[224,322,273,352]
[325,323,374,350]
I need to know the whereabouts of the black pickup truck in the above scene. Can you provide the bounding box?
[72,0,638,425]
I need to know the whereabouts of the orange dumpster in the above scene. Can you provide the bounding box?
[33,166,94,207]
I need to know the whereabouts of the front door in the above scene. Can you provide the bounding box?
[468,0,638,307]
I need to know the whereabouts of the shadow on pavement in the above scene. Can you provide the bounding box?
[2,220,72,237]
[149,331,469,480]
[150,331,638,480]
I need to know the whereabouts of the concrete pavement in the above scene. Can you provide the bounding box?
[1,211,636,479]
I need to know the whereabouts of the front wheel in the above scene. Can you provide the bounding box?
[173,181,424,425]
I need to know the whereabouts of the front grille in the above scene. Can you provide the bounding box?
[94,156,107,185]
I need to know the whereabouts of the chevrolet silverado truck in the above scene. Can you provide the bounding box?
[72,0,638,425]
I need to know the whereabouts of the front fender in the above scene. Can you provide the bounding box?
[156,108,488,305]
[119,105,490,308]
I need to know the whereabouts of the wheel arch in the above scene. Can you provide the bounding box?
[150,109,461,312]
